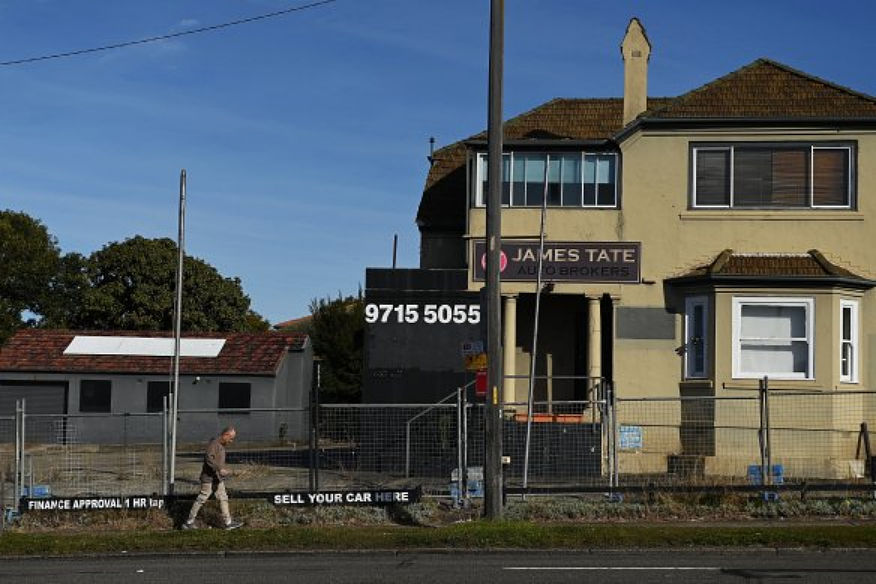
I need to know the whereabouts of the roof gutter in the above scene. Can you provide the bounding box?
[463,138,613,150]
[615,116,876,142]
[665,274,876,290]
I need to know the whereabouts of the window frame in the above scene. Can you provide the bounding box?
[475,151,619,209]
[732,296,815,380]
[684,296,710,379]
[840,299,860,383]
[218,382,252,413]
[146,381,171,413]
[79,379,112,413]
[691,142,855,210]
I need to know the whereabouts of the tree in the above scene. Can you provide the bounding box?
[75,236,268,332]
[0,210,61,343]
[307,292,364,403]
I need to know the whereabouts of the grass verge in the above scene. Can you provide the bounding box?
[4,495,876,556]
[2,522,876,556]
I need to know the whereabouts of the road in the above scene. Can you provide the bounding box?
[2,550,876,583]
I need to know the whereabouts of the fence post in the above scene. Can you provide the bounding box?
[610,381,619,491]
[14,399,25,507]
[162,395,169,496]
[456,387,465,506]
[757,376,773,497]
[310,365,320,492]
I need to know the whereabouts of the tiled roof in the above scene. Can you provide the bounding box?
[0,329,309,376]
[648,59,876,119]
[670,249,875,286]
[417,59,876,230]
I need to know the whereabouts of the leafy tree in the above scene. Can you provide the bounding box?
[76,236,269,332]
[307,291,364,403]
[0,210,61,343]
[38,251,89,329]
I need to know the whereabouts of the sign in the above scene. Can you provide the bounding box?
[475,369,488,397]
[462,341,487,371]
[23,495,165,512]
[270,489,420,506]
[365,303,480,325]
[22,489,422,513]
[473,241,641,283]
[619,425,644,450]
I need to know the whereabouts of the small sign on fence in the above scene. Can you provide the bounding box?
[270,488,420,507]
[619,425,643,450]
[23,495,165,512]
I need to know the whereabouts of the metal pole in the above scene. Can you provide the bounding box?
[1,469,5,531]
[522,168,549,494]
[462,385,469,506]
[763,376,772,487]
[14,399,22,504]
[483,0,505,520]
[758,377,767,492]
[456,387,464,506]
[169,169,186,494]
[314,361,321,491]
[610,382,619,490]
[161,394,169,495]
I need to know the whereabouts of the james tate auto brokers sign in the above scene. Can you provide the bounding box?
[473,241,641,283]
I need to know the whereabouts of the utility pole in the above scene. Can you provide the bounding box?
[484,0,504,520]
[168,169,186,495]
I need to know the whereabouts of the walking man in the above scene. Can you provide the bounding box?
[181,426,243,530]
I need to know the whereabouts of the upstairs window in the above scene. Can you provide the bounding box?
[692,144,853,209]
[476,152,618,208]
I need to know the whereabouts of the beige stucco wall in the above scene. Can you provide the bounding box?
[466,128,876,398]
[463,127,876,476]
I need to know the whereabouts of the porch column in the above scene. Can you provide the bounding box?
[502,294,517,405]
[587,295,602,385]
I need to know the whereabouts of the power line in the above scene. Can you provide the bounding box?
[0,0,338,67]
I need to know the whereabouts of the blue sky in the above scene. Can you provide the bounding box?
[2,0,875,325]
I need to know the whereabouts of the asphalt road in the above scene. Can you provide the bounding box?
[2,550,876,583]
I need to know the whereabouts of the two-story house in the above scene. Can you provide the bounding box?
[366,19,876,478]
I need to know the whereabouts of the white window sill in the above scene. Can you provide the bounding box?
[680,211,862,221]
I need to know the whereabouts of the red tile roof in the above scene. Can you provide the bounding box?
[0,330,309,376]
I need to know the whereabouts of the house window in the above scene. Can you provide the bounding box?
[692,144,853,209]
[476,152,618,208]
[685,296,709,378]
[840,299,859,383]
[218,382,251,412]
[80,380,112,413]
[732,297,814,380]
[147,381,171,413]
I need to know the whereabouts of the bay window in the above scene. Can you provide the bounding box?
[732,297,814,380]
[840,299,859,383]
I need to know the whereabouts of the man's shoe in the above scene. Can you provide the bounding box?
[180,521,197,530]
[224,520,243,531]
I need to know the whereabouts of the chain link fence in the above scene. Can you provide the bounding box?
[2,383,876,513]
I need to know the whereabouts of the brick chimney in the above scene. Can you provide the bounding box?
[621,18,651,126]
